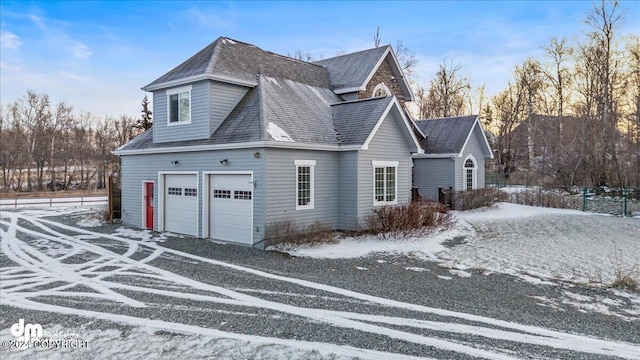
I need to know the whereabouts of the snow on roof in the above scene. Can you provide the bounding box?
[267,122,295,142]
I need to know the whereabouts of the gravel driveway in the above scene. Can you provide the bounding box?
[1,208,639,359]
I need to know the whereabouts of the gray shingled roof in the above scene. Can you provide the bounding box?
[313,46,389,91]
[259,76,342,144]
[145,37,330,89]
[116,85,392,152]
[332,97,392,145]
[116,38,411,153]
[415,115,477,154]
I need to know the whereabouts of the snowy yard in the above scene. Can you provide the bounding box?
[287,203,640,287]
[1,204,639,359]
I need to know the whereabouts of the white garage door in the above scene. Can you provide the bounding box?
[209,174,253,244]
[164,174,198,236]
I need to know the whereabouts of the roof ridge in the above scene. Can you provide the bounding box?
[416,115,478,122]
[221,36,326,69]
[257,75,266,141]
[315,44,390,63]
[205,37,223,74]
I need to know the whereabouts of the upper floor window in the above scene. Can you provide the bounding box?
[372,161,398,205]
[372,82,391,98]
[166,85,192,125]
[295,160,315,210]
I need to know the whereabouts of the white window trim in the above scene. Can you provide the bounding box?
[166,85,192,126]
[372,82,391,97]
[463,154,477,191]
[295,160,315,210]
[372,161,398,206]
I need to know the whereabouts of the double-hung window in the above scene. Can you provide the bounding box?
[372,161,398,205]
[295,160,315,210]
[166,85,192,125]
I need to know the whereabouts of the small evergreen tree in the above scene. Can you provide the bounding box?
[136,95,152,130]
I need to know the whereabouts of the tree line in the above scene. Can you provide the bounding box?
[2,1,637,193]
[412,1,639,188]
[0,92,152,192]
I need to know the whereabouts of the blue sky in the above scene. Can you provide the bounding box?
[1,1,638,118]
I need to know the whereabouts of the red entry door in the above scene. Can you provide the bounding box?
[145,182,154,229]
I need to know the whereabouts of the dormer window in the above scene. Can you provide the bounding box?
[166,85,192,125]
[372,82,391,98]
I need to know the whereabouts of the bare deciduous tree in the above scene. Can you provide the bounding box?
[417,59,471,119]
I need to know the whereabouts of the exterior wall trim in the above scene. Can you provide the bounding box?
[143,74,257,92]
[371,160,399,206]
[463,154,478,190]
[166,85,193,127]
[412,153,459,159]
[459,117,494,159]
[294,160,316,211]
[361,98,424,154]
[114,142,362,156]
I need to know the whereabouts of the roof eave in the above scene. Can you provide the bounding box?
[458,116,495,159]
[333,86,365,94]
[361,97,423,154]
[142,74,257,92]
[113,141,363,156]
[412,153,459,159]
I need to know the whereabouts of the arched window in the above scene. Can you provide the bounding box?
[372,82,391,97]
[463,155,477,191]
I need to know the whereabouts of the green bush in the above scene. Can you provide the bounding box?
[366,201,453,238]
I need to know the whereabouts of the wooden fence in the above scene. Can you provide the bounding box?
[0,196,107,208]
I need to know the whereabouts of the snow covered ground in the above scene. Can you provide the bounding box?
[1,205,639,359]
[281,202,640,323]
[284,203,639,287]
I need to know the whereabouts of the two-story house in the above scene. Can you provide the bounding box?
[114,37,424,248]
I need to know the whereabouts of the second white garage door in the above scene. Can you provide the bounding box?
[209,174,253,244]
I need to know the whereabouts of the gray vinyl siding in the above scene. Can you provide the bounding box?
[337,151,358,230]
[357,112,413,223]
[120,148,265,242]
[263,148,339,230]
[209,81,248,136]
[153,81,209,143]
[455,125,488,190]
[413,158,455,201]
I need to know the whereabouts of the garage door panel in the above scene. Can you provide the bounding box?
[164,174,198,236]
[209,174,252,244]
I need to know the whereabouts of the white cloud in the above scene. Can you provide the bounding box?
[181,5,234,30]
[0,30,23,49]
[71,41,92,59]
[0,61,143,118]
[28,14,47,30]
